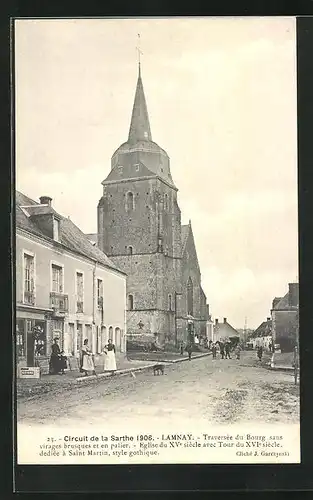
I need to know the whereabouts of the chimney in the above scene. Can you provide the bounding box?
[288,283,299,307]
[40,196,52,206]
[224,317,227,323]
[215,318,218,325]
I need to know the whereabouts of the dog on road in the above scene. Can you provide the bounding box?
[153,364,165,376]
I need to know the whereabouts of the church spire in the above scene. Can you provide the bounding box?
[128,61,152,145]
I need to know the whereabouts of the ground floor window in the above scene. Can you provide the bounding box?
[115,327,121,351]
[85,324,92,349]
[52,319,64,350]
[101,326,107,350]
[96,326,101,354]
[16,318,46,366]
[109,326,113,342]
[67,322,75,356]
[76,323,83,351]
[16,319,26,357]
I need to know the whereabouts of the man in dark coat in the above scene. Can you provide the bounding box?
[225,342,231,359]
[219,342,225,359]
[211,343,217,359]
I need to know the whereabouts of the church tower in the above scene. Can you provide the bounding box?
[98,64,182,344]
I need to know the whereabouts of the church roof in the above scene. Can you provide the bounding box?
[128,64,152,145]
[16,191,125,275]
[105,64,176,188]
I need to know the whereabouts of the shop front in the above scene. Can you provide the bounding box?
[16,305,53,375]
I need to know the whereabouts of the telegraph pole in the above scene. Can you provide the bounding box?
[243,316,248,344]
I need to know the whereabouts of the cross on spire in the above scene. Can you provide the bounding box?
[136,33,143,73]
[128,35,152,144]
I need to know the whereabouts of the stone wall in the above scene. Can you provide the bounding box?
[98,173,183,345]
[272,309,298,352]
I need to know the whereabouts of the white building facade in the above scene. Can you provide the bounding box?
[16,191,127,374]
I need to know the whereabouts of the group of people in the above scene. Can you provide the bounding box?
[211,341,241,360]
[49,337,117,377]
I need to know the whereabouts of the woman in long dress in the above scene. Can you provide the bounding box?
[103,338,117,375]
[49,338,62,374]
[80,339,96,377]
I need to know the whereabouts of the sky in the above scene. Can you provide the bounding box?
[15,17,298,329]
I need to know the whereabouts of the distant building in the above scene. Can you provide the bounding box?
[250,317,272,350]
[271,282,299,352]
[236,328,255,343]
[16,191,127,374]
[206,314,214,342]
[212,317,240,343]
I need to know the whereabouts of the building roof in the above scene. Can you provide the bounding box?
[128,64,152,145]
[214,319,239,340]
[85,233,97,245]
[252,319,272,338]
[106,65,175,188]
[272,283,298,311]
[16,191,125,275]
[274,293,289,310]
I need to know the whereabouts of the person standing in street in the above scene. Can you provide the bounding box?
[219,342,225,359]
[180,340,184,356]
[257,345,263,362]
[103,338,117,375]
[186,343,193,361]
[225,342,231,359]
[211,343,217,359]
[49,338,62,375]
[80,339,97,377]
[234,344,241,360]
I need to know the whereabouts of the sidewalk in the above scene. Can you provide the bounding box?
[16,357,155,399]
[17,351,211,399]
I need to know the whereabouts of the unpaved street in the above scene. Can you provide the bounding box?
[17,352,299,428]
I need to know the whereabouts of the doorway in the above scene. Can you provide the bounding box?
[115,327,121,352]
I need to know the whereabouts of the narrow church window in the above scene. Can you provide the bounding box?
[187,277,193,316]
[164,194,168,211]
[126,191,134,212]
[118,166,123,175]
[168,294,172,311]
[128,294,134,311]
[128,246,133,255]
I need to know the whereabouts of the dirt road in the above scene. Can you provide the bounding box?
[17,351,299,428]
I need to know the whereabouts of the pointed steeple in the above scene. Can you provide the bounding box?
[128,64,152,145]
